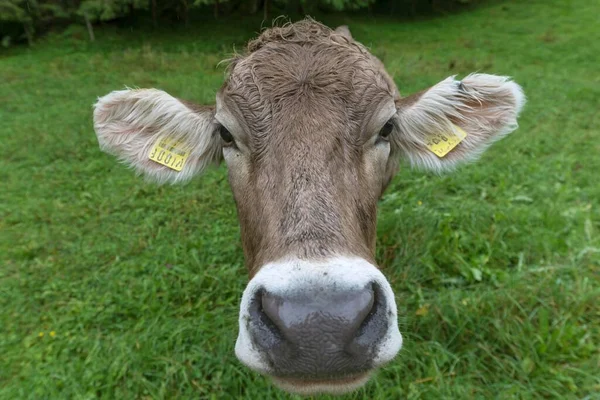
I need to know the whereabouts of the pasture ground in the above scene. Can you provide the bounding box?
[1,0,599,398]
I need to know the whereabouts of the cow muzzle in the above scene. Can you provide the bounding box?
[235,257,402,395]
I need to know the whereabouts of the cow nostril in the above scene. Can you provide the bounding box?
[342,283,376,339]
[260,291,284,334]
[249,289,283,350]
[348,282,388,355]
[357,284,377,330]
[260,291,296,339]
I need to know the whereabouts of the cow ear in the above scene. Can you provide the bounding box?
[393,74,525,172]
[334,25,353,40]
[93,89,222,184]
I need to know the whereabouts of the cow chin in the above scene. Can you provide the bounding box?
[235,256,402,394]
[270,372,372,395]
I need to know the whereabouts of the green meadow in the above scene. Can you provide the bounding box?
[1,0,599,398]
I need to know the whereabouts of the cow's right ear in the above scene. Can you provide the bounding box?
[333,25,353,40]
[93,89,222,184]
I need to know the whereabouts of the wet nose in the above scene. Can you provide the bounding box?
[249,284,388,378]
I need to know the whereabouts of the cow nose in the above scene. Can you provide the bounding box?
[249,284,388,378]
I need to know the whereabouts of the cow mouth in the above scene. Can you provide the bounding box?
[270,372,372,395]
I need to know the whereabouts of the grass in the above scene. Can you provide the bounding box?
[1,0,599,398]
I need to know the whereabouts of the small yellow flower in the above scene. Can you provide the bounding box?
[415,304,430,316]
[49,331,56,337]
[418,201,423,206]
[38,332,44,337]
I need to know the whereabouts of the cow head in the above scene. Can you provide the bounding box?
[93,20,525,395]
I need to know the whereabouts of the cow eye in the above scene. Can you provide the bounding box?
[379,120,394,140]
[219,125,234,145]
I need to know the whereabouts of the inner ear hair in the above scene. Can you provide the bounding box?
[392,74,525,172]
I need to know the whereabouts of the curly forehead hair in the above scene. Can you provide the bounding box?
[248,19,356,52]
[224,18,395,88]
[221,19,398,145]
[226,19,368,66]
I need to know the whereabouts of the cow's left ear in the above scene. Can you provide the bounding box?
[393,74,525,172]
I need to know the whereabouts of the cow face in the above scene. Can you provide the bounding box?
[93,20,525,395]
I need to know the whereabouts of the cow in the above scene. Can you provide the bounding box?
[92,20,525,395]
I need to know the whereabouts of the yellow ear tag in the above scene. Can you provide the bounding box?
[148,137,191,171]
[425,124,468,158]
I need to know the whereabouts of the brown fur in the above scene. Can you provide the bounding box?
[220,20,399,275]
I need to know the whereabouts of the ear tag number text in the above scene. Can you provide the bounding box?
[425,124,468,158]
[148,137,191,172]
